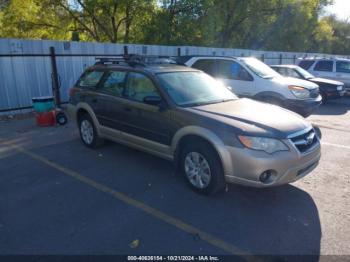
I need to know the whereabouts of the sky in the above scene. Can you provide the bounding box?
[324,0,350,20]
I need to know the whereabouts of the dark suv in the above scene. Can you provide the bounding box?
[68,56,321,195]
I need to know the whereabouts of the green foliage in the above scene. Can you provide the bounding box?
[0,0,349,54]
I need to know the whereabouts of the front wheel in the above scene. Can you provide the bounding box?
[180,142,225,195]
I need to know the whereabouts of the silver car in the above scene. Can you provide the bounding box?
[298,57,350,94]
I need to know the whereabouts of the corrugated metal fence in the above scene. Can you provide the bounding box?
[0,38,348,114]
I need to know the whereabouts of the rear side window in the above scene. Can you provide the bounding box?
[336,61,350,73]
[299,60,315,70]
[314,61,333,72]
[78,70,104,88]
[192,59,216,75]
[100,71,127,96]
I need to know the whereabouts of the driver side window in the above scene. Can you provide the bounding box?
[124,72,160,103]
[216,60,253,81]
[286,68,301,78]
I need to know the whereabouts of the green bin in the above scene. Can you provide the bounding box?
[32,96,55,113]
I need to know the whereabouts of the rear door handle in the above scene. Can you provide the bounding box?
[92,98,98,103]
[124,107,132,112]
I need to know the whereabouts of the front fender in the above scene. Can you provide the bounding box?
[171,126,233,177]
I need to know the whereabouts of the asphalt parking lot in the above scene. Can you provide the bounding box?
[0,97,350,259]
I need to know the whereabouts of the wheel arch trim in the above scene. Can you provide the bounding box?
[171,126,233,177]
[75,102,102,136]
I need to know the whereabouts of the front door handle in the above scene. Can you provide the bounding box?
[124,107,132,112]
[92,98,98,103]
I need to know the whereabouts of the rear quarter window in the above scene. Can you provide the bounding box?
[299,60,315,70]
[78,70,104,88]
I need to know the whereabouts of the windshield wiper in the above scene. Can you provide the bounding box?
[183,98,235,107]
[262,75,274,79]
[221,98,236,102]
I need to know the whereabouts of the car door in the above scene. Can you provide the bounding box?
[335,61,350,87]
[120,71,172,146]
[214,59,255,97]
[311,60,334,79]
[93,70,128,130]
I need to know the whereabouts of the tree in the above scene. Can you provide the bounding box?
[47,0,154,43]
[1,0,349,55]
[0,0,71,40]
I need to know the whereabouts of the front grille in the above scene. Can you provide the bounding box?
[290,129,318,153]
[310,88,319,98]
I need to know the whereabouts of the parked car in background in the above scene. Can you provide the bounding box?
[271,64,346,102]
[298,57,350,94]
[68,56,321,195]
[178,56,322,117]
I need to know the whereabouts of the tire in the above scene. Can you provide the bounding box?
[78,113,104,148]
[180,141,226,195]
[56,112,68,125]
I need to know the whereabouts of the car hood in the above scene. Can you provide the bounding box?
[273,76,319,90]
[185,98,311,138]
[309,77,344,86]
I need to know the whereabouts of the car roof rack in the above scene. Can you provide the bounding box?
[95,54,179,67]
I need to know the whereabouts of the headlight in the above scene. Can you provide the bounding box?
[238,135,289,154]
[337,85,343,91]
[288,85,310,99]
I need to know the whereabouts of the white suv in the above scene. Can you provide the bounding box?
[179,56,321,117]
[298,57,350,93]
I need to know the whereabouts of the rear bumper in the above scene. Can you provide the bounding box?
[283,96,322,117]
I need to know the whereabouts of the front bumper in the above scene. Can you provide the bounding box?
[283,95,322,117]
[223,137,321,187]
[322,88,346,99]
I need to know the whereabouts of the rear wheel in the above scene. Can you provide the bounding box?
[78,114,104,148]
[180,141,225,195]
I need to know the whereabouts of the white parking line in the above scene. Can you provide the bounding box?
[322,142,350,150]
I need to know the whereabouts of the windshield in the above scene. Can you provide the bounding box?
[241,57,280,79]
[295,66,315,79]
[157,71,237,107]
